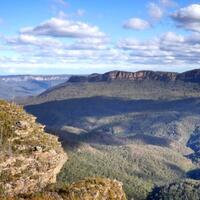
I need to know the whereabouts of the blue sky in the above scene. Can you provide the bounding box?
[0,0,200,74]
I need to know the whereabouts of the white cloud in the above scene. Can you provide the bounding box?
[161,32,184,43]
[123,18,150,30]
[160,0,176,7]
[172,4,200,32]
[6,34,63,47]
[148,0,177,22]
[186,33,200,44]
[3,30,200,73]
[57,11,68,19]
[117,32,200,66]
[76,9,86,17]
[69,38,109,50]
[2,9,200,74]
[20,18,106,38]
[148,3,163,21]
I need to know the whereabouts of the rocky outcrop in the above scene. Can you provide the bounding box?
[17,177,127,200]
[0,101,128,200]
[68,70,178,83]
[103,71,178,82]
[0,100,67,197]
[68,69,200,83]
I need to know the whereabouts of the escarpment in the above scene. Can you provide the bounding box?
[0,100,127,200]
[0,100,67,196]
[68,70,178,82]
[67,69,200,83]
[2,177,126,200]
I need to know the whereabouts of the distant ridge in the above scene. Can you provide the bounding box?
[0,74,70,82]
[0,74,71,100]
[177,69,200,83]
[68,69,200,83]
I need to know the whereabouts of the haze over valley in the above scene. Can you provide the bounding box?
[1,0,200,199]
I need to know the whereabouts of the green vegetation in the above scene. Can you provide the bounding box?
[148,179,200,200]
[25,96,200,146]
[187,126,200,165]
[57,143,194,200]
[26,80,200,105]
[0,100,23,156]
[0,100,61,156]
[0,177,127,200]
[0,100,67,197]
[25,79,200,200]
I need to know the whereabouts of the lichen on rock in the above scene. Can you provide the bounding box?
[0,100,127,200]
[0,100,67,197]
[14,177,127,200]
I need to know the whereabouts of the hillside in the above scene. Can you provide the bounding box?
[148,179,200,200]
[0,75,70,100]
[67,70,178,82]
[23,69,200,200]
[3,177,126,200]
[67,69,200,83]
[21,69,200,105]
[0,100,127,200]
[25,96,200,144]
[0,100,67,197]
[58,143,194,200]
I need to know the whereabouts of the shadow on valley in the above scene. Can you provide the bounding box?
[25,96,200,150]
[24,95,200,200]
[187,168,200,180]
[25,96,200,126]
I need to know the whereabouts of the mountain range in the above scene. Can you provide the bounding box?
[18,68,200,200]
[67,69,200,83]
[1,69,200,199]
[0,74,70,100]
[0,100,126,200]
[21,69,200,106]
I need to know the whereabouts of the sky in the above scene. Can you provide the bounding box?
[0,0,200,75]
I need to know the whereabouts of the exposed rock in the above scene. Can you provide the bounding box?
[68,70,178,82]
[32,145,43,152]
[18,177,127,200]
[0,100,68,197]
[59,177,127,200]
[0,101,128,200]
[68,69,200,83]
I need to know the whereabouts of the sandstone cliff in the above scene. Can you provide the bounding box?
[17,177,127,200]
[68,69,200,83]
[0,101,127,200]
[68,70,178,82]
[0,100,67,197]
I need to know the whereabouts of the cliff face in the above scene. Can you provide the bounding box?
[68,69,200,83]
[68,70,178,82]
[103,71,178,81]
[18,177,127,200]
[0,101,127,200]
[0,100,67,197]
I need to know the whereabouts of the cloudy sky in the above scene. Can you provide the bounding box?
[0,0,200,74]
